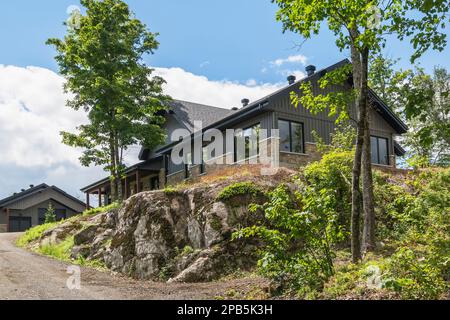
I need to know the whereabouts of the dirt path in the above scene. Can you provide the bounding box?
[0,233,268,300]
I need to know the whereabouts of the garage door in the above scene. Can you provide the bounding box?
[9,217,32,232]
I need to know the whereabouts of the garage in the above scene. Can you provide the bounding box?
[8,217,32,232]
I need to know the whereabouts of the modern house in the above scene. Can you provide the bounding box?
[0,184,86,232]
[81,59,408,206]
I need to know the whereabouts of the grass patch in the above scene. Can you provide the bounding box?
[217,182,263,201]
[82,202,120,217]
[16,222,59,247]
[37,236,74,261]
[16,202,120,248]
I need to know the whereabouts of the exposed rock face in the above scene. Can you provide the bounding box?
[58,179,279,282]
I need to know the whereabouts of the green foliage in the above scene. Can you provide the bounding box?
[371,168,449,299]
[370,57,450,166]
[17,203,119,248]
[294,64,354,124]
[47,0,170,198]
[234,181,346,295]
[313,123,356,154]
[273,0,450,63]
[44,203,56,224]
[384,248,448,299]
[303,150,354,237]
[163,186,179,195]
[16,222,59,247]
[82,202,120,217]
[217,182,263,202]
[38,236,75,261]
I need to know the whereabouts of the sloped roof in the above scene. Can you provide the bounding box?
[169,100,236,132]
[0,183,86,209]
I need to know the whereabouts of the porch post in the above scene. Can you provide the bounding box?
[124,176,128,199]
[86,192,90,210]
[98,188,102,207]
[6,208,10,232]
[136,170,141,193]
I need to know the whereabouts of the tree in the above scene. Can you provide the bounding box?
[370,58,450,166]
[273,0,450,261]
[44,203,56,224]
[47,0,169,201]
[401,67,450,166]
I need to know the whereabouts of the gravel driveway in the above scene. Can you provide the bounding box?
[0,233,267,300]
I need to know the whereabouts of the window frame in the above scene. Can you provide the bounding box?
[234,123,261,162]
[371,135,390,165]
[278,119,305,154]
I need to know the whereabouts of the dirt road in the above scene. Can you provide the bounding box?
[0,233,267,300]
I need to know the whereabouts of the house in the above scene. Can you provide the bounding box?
[0,184,86,232]
[81,59,408,206]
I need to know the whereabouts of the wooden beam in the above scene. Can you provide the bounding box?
[124,176,128,199]
[6,208,10,232]
[136,170,141,193]
[86,192,90,210]
[98,188,102,207]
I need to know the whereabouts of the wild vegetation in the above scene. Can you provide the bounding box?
[17,203,119,270]
[233,131,449,299]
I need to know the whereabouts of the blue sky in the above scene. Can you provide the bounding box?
[1,0,449,83]
[0,0,449,200]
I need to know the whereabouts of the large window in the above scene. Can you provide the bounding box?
[371,136,389,165]
[279,119,304,153]
[235,124,261,161]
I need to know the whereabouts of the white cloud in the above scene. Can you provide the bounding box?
[154,67,283,109]
[271,54,308,67]
[0,65,285,199]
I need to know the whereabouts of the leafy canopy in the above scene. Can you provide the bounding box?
[47,0,169,171]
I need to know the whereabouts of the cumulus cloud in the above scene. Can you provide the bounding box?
[0,65,284,199]
[154,67,283,109]
[271,54,308,67]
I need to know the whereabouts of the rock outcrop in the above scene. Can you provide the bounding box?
[32,169,294,282]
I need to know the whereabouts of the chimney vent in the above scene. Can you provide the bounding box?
[241,98,250,108]
[306,65,316,76]
[287,75,296,85]
[29,184,34,188]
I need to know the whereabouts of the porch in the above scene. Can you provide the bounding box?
[81,162,162,209]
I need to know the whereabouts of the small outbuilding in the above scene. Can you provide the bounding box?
[0,184,86,233]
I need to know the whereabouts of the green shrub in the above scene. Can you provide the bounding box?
[302,150,353,237]
[383,247,448,299]
[234,183,345,296]
[379,168,450,299]
[217,182,263,201]
[44,203,57,223]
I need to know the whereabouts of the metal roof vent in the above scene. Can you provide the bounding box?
[306,65,316,76]
[231,107,239,111]
[287,75,296,85]
[241,98,250,108]
[29,184,34,188]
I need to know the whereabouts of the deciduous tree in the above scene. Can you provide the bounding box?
[47,0,169,201]
[273,0,450,261]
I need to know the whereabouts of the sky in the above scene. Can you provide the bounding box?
[0,0,449,200]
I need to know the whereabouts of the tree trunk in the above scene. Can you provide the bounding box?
[349,29,364,263]
[109,134,118,203]
[361,48,376,252]
[114,133,123,201]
